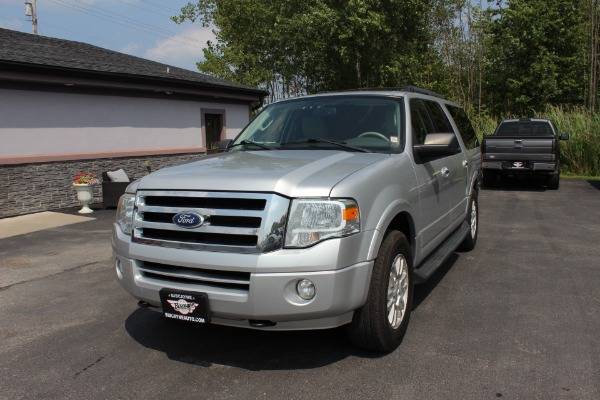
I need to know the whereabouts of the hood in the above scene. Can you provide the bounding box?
[138,150,387,197]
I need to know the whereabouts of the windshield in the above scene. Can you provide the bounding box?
[495,121,554,137]
[231,96,403,153]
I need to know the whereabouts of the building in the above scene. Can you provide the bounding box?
[0,28,266,218]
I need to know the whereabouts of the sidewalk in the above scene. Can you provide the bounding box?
[0,209,115,289]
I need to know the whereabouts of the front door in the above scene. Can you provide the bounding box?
[409,98,453,256]
[205,113,223,150]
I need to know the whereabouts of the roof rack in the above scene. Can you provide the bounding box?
[317,85,446,99]
[399,85,445,99]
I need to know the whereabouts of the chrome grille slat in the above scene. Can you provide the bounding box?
[137,220,260,236]
[137,190,273,199]
[132,190,290,253]
[137,205,265,218]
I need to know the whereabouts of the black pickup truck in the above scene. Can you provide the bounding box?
[481,118,569,189]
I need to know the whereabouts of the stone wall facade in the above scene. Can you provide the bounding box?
[0,152,205,218]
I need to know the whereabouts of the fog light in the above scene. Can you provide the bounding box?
[296,279,315,300]
[115,259,123,280]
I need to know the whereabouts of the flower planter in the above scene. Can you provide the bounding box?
[73,184,95,214]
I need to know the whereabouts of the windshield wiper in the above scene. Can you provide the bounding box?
[228,140,273,150]
[282,138,369,153]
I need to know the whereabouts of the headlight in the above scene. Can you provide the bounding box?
[284,198,360,248]
[116,193,135,235]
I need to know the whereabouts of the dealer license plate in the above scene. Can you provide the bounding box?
[159,289,211,324]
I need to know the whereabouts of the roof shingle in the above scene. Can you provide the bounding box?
[0,28,265,95]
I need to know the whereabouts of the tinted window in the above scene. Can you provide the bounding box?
[425,101,454,133]
[495,121,554,137]
[447,106,478,149]
[410,99,454,145]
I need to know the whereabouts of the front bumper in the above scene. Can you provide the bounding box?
[112,225,374,330]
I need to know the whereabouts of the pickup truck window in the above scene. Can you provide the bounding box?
[495,121,554,137]
[232,96,403,153]
[447,105,479,149]
[410,99,454,145]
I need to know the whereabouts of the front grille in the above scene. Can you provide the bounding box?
[145,196,266,210]
[138,261,250,291]
[142,212,262,228]
[132,190,289,253]
[141,228,258,246]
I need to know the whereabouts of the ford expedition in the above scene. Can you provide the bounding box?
[112,87,481,352]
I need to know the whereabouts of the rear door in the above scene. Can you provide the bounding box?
[424,102,468,229]
[446,105,480,224]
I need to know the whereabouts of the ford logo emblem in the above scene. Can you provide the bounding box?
[172,212,204,228]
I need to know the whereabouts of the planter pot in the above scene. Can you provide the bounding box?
[73,184,95,214]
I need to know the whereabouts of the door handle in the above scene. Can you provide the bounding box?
[462,160,469,167]
[438,167,450,178]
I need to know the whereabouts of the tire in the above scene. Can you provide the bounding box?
[547,173,560,190]
[457,191,478,251]
[482,170,497,187]
[348,230,413,353]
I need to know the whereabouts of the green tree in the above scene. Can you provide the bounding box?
[484,0,587,115]
[174,0,443,101]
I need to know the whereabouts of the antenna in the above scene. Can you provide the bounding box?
[24,0,38,34]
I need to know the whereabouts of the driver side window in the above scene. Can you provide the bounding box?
[410,99,434,145]
[410,98,456,145]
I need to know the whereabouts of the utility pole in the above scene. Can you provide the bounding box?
[25,0,38,35]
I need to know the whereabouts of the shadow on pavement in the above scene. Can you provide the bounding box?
[587,180,600,190]
[482,175,548,192]
[125,308,379,370]
[413,253,459,309]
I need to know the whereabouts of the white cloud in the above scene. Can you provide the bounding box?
[144,26,215,71]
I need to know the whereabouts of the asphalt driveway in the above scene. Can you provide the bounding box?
[1,179,599,400]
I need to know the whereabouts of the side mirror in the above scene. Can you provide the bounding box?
[413,133,460,159]
[413,144,459,158]
[559,133,570,141]
[217,139,233,151]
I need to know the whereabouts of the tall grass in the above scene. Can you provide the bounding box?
[470,107,600,176]
[540,106,600,177]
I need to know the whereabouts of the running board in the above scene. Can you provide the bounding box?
[413,221,469,284]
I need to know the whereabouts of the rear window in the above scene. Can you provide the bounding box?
[495,121,554,137]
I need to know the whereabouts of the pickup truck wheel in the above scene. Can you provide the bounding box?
[348,230,413,353]
[547,173,560,190]
[457,193,478,251]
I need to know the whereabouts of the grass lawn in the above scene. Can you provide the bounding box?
[561,174,600,181]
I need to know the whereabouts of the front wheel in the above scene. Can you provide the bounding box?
[348,230,413,353]
[457,192,478,251]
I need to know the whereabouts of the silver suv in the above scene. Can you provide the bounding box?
[112,87,481,352]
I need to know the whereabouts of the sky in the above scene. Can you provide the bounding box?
[0,0,214,71]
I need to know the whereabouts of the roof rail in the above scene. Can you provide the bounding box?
[400,85,445,99]
[317,85,446,99]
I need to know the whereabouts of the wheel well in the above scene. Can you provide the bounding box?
[385,212,415,249]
